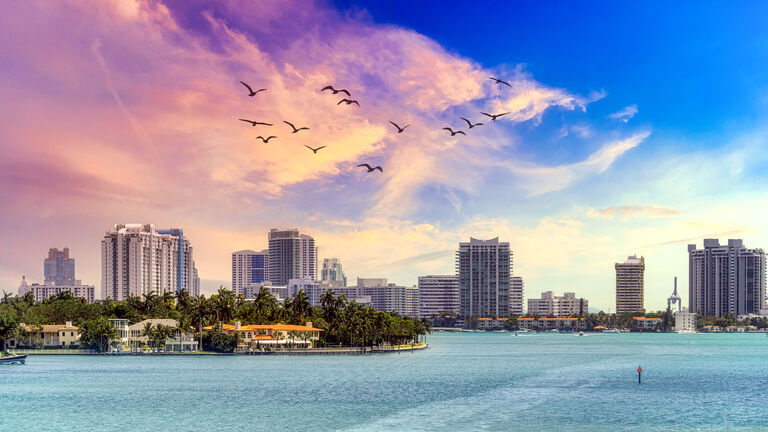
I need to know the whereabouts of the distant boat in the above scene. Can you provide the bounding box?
[578,331,584,336]
[677,329,697,334]
[603,328,621,334]
[0,353,27,365]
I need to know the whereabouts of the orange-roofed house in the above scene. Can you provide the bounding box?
[204,321,323,349]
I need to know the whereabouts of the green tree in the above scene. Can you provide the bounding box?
[78,317,119,352]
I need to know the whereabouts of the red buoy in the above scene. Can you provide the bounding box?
[637,365,643,383]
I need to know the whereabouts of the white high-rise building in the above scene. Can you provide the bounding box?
[528,291,587,317]
[457,237,512,318]
[288,278,323,306]
[357,278,418,318]
[232,249,268,297]
[615,255,645,313]
[101,224,197,300]
[320,257,347,287]
[268,229,317,286]
[418,275,459,319]
[510,276,524,316]
[18,275,96,303]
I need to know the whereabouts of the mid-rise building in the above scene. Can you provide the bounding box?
[18,276,96,303]
[232,249,268,296]
[527,291,587,317]
[320,257,347,287]
[268,229,317,286]
[615,255,645,313]
[44,247,75,285]
[688,239,766,317]
[357,278,418,318]
[457,237,512,318]
[509,276,524,316]
[417,275,459,319]
[675,312,697,332]
[101,224,198,300]
[288,278,323,306]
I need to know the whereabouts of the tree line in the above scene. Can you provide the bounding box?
[0,287,430,352]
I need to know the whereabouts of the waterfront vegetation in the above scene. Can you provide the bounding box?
[0,288,430,352]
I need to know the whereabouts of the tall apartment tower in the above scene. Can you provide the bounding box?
[418,275,460,319]
[456,237,512,318]
[44,247,76,285]
[102,224,197,300]
[615,255,645,313]
[688,239,766,317]
[268,229,317,286]
[509,276,524,316]
[231,249,268,296]
[320,257,347,287]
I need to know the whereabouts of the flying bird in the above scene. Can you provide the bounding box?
[240,81,266,96]
[460,117,483,129]
[488,77,512,87]
[305,145,326,154]
[256,136,277,143]
[389,121,410,133]
[480,112,510,121]
[284,120,310,133]
[239,119,273,126]
[442,127,466,136]
[357,163,383,173]
[321,85,351,96]
[337,99,360,106]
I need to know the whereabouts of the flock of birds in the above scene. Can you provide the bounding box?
[237,77,514,175]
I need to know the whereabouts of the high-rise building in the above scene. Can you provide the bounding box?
[615,255,645,313]
[288,278,323,306]
[417,275,459,319]
[527,291,587,317]
[232,249,268,296]
[688,239,766,317]
[18,275,96,303]
[268,229,317,286]
[102,224,198,300]
[509,276,524,316]
[44,247,76,285]
[456,237,512,318]
[320,257,347,287]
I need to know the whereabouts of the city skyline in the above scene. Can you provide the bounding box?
[5,1,768,311]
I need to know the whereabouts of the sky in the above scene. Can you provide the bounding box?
[3,0,768,311]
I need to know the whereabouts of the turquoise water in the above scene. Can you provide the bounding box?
[2,332,768,431]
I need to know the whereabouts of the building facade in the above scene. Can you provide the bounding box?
[674,312,697,332]
[527,291,587,317]
[268,229,317,286]
[232,249,268,297]
[320,257,347,287]
[509,276,524,316]
[417,275,460,319]
[457,237,512,318]
[44,247,76,285]
[688,239,766,317]
[615,255,645,313]
[356,278,418,318]
[18,276,96,303]
[101,224,198,301]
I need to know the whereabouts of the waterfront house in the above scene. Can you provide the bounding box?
[8,322,81,348]
[633,317,662,331]
[517,317,586,331]
[127,319,198,352]
[205,321,323,349]
[476,318,507,330]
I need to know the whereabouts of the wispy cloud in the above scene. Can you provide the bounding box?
[587,205,681,220]
[608,104,638,122]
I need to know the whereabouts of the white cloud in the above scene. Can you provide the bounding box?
[608,104,638,122]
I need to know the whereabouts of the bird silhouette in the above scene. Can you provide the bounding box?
[480,112,510,121]
[240,81,266,96]
[460,117,483,129]
[442,127,466,136]
[357,163,383,173]
[305,145,326,154]
[284,121,310,133]
[488,77,512,87]
[256,136,277,143]
[321,85,351,96]
[389,121,410,133]
[337,99,360,106]
[239,119,273,126]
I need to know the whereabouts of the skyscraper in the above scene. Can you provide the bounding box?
[232,249,268,296]
[509,276,524,316]
[418,275,459,319]
[456,237,512,318]
[268,229,317,286]
[320,257,347,287]
[615,255,645,313]
[44,247,75,285]
[102,224,198,300]
[688,239,766,317]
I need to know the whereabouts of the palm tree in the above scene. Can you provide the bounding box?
[190,295,209,350]
[141,322,154,351]
[212,286,235,326]
[291,290,311,324]
[142,291,158,317]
